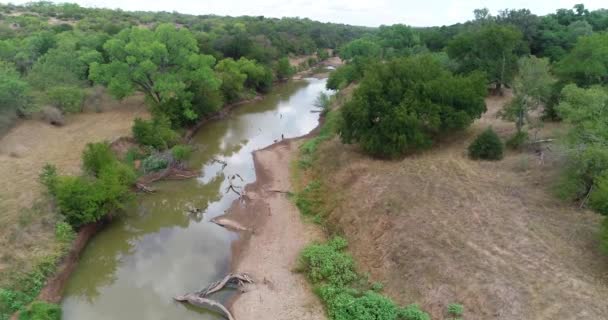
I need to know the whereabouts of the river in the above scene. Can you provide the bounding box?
[61,78,330,319]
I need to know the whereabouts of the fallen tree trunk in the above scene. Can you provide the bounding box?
[174,273,254,320]
[174,294,236,320]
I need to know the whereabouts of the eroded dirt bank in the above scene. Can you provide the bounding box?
[224,139,325,320]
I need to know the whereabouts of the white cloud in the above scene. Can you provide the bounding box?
[7,0,607,27]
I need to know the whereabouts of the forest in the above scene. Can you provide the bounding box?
[1,1,608,320]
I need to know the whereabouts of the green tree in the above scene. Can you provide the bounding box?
[46,86,85,113]
[82,142,115,177]
[89,24,221,125]
[448,24,524,92]
[131,116,179,150]
[215,58,247,102]
[0,61,32,116]
[340,55,487,158]
[500,56,554,134]
[275,57,294,81]
[555,84,608,204]
[556,33,608,87]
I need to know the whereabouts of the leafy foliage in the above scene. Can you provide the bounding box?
[500,56,554,132]
[131,117,179,150]
[298,237,430,320]
[447,24,524,89]
[18,301,61,320]
[275,57,294,80]
[171,144,192,161]
[142,154,169,173]
[82,142,114,176]
[556,33,608,87]
[89,24,221,126]
[46,86,85,113]
[340,55,487,158]
[468,128,504,160]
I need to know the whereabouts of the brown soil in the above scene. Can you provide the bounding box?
[312,92,608,319]
[224,139,325,320]
[0,94,147,280]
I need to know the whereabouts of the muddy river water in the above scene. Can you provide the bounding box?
[61,78,330,319]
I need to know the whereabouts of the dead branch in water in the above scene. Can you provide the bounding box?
[174,273,254,320]
[136,183,155,193]
[197,273,254,296]
[212,158,228,169]
[174,294,235,320]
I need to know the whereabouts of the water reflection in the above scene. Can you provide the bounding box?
[61,78,330,320]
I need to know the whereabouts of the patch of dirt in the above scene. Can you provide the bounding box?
[224,139,325,320]
[0,94,148,278]
[313,92,608,319]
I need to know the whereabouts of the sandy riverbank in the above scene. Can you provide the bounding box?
[223,138,325,320]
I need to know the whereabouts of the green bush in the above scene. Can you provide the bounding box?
[51,158,135,228]
[505,131,528,150]
[299,237,358,286]
[295,180,325,221]
[468,128,504,161]
[590,172,608,215]
[18,301,61,320]
[46,86,85,113]
[39,164,58,195]
[447,303,464,319]
[275,57,294,80]
[132,116,179,150]
[340,55,486,158]
[82,142,114,176]
[171,144,192,161]
[142,154,169,173]
[54,222,75,243]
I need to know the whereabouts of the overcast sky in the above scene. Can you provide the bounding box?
[7,0,607,27]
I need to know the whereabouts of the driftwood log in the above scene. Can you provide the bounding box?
[174,273,254,320]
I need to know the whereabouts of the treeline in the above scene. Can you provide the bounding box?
[0,1,371,134]
[327,3,608,265]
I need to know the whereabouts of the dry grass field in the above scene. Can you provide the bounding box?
[0,94,148,283]
[314,92,608,319]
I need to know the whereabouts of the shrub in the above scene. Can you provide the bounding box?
[82,142,114,176]
[601,218,608,253]
[46,86,85,113]
[447,303,464,319]
[590,172,608,215]
[505,131,528,150]
[314,92,331,116]
[275,57,294,80]
[468,128,504,160]
[398,305,431,320]
[340,55,486,158]
[295,180,325,221]
[171,144,192,161]
[142,154,169,173]
[132,116,178,150]
[53,176,103,227]
[18,301,61,320]
[54,222,75,243]
[39,164,58,195]
[318,287,398,320]
[298,237,358,286]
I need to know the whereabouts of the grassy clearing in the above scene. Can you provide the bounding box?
[304,91,608,319]
[0,94,147,319]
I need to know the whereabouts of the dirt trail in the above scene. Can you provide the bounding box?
[225,140,325,320]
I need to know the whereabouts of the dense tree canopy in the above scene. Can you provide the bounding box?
[339,55,487,157]
[447,24,524,90]
[89,24,220,125]
[556,33,608,87]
